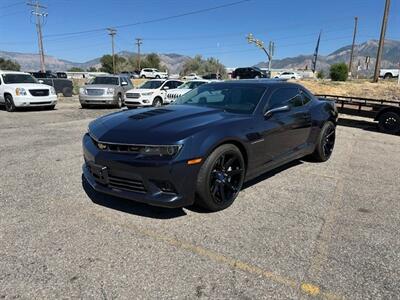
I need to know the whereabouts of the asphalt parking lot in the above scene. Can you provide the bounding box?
[1,98,399,299]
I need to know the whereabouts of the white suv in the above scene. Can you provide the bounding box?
[139,68,168,79]
[125,79,183,108]
[0,70,57,112]
[275,71,302,80]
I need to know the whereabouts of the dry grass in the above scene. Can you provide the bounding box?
[297,79,400,101]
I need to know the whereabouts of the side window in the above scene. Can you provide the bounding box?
[301,90,312,105]
[174,81,182,88]
[268,88,299,109]
[289,93,303,107]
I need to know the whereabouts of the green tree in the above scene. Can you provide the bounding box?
[141,53,161,70]
[100,54,126,74]
[316,70,325,79]
[68,67,84,72]
[329,63,348,81]
[0,58,21,71]
[181,55,226,77]
[86,67,98,72]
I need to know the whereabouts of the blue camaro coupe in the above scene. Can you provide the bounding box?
[82,80,338,211]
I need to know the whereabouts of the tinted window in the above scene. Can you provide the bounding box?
[268,88,300,109]
[2,74,37,84]
[301,90,312,105]
[91,77,119,85]
[174,84,266,114]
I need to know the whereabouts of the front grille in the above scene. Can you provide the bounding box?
[86,89,104,96]
[108,175,146,193]
[29,89,49,97]
[130,108,172,120]
[126,93,140,99]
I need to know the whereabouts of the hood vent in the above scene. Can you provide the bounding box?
[130,108,172,120]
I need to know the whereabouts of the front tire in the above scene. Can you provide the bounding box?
[152,97,162,107]
[195,144,245,211]
[311,121,336,162]
[116,94,123,109]
[141,75,146,79]
[378,111,400,134]
[5,94,16,112]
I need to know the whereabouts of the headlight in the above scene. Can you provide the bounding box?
[79,87,86,94]
[50,87,56,95]
[142,92,153,96]
[106,88,115,94]
[140,145,182,156]
[15,88,27,96]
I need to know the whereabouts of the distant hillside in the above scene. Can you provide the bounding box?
[0,50,190,74]
[1,39,399,74]
[255,39,400,73]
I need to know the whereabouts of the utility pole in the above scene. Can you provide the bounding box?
[27,0,48,73]
[247,34,274,76]
[348,16,358,77]
[135,38,143,71]
[107,28,117,74]
[373,0,391,82]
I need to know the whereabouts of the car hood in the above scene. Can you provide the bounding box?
[89,105,247,144]
[168,88,190,95]
[131,88,158,93]
[5,83,52,89]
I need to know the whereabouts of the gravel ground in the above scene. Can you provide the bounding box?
[1,98,399,299]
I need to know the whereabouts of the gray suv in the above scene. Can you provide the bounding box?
[79,75,133,108]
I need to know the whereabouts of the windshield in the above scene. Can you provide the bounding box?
[178,81,207,89]
[140,80,163,89]
[2,74,37,84]
[90,77,119,85]
[173,84,266,114]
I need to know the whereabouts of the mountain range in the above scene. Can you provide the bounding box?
[1,39,399,74]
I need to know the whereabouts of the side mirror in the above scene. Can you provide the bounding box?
[38,80,44,84]
[264,105,290,119]
[163,86,169,90]
[121,81,128,86]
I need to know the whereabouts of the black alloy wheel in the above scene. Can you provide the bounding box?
[196,144,245,211]
[378,111,400,134]
[311,121,336,162]
[5,94,16,112]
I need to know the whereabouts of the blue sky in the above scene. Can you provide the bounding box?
[0,0,399,66]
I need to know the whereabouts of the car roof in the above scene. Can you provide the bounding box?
[214,79,303,88]
[0,70,30,75]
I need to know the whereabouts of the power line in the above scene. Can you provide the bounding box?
[0,1,25,10]
[43,0,252,38]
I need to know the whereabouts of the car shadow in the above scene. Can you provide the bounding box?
[186,160,303,214]
[338,117,399,136]
[82,176,187,219]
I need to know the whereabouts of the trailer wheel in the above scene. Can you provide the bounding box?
[62,87,73,97]
[378,111,400,134]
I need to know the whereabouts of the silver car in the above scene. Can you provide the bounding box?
[79,75,133,108]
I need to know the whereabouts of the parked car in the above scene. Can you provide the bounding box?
[121,71,140,79]
[202,73,222,80]
[166,80,210,103]
[140,68,168,79]
[379,69,399,79]
[182,73,201,80]
[0,70,58,112]
[30,71,73,97]
[125,79,183,108]
[79,75,133,108]
[82,80,338,211]
[275,71,302,80]
[231,67,268,79]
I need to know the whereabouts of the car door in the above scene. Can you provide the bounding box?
[257,87,313,164]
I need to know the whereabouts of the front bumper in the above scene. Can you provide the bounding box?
[82,133,199,208]
[14,95,57,107]
[79,94,118,105]
[125,96,152,107]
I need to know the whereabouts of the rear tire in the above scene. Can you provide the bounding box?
[155,75,160,79]
[383,73,393,79]
[195,144,245,211]
[378,111,400,134]
[62,87,73,97]
[5,94,16,112]
[141,75,146,79]
[311,121,336,162]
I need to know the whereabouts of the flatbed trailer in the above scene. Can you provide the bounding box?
[317,94,400,134]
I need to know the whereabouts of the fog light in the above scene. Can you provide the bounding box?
[143,100,149,103]
[151,180,176,194]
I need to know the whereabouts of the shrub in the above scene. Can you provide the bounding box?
[329,63,348,81]
[316,70,325,79]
